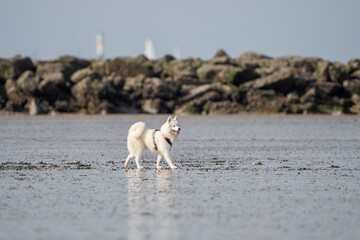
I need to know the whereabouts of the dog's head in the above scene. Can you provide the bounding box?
[167,115,181,135]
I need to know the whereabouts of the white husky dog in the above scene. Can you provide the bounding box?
[124,116,181,170]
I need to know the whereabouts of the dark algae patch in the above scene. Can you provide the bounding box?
[0,161,91,171]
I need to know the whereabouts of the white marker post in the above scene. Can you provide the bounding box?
[96,33,104,59]
[144,38,155,60]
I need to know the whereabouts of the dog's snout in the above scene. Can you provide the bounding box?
[178,128,181,131]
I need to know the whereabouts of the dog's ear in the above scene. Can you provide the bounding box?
[174,115,178,120]
[167,116,172,123]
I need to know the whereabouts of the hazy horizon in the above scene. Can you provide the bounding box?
[1,0,359,63]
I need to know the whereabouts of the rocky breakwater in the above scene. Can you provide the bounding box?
[1,50,360,115]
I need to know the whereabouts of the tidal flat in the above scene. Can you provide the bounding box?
[0,114,359,240]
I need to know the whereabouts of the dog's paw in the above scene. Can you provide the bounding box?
[156,166,163,170]
[171,166,178,170]
[137,166,145,170]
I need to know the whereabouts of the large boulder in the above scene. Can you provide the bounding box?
[246,89,287,113]
[36,61,75,82]
[210,49,233,65]
[347,59,360,74]
[196,50,241,83]
[236,51,272,63]
[0,59,16,79]
[123,74,146,99]
[197,63,242,83]
[70,77,93,107]
[313,60,331,82]
[351,70,360,79]
[350,94,360,114]
[343,79,360,94]
[56,56,90,71]
[142,77,180,100]
[16,70,40,95]
[101,73,126,104]
[91,60,110,76]
[36,55,89,87]
[124,75,179,101]
[38,72,68,102]
[10,56,35,76]
[38,79,61,102]
[328,62,348,83]
[4,79,27,111]
[176,90,224,114]
[300,87,326,104]
[315,81,349,98]
[70,68,99,83]
[152,55,175,76]
[111,74,125,90]
[235,51,272,71]
[101,75,117,99]
[4,79,17,99]
[71,77,106,111]
[286,92,300,104]
[196,50,261,86]
[226,68,261,86]
[243,68,297,94]
[175,82,238,114]
[271,56,320,72]
[211,82,235,100]
[162,58,201,81]
[178,84,213,104]
[0,56,34,80]
[91,57,154,77]
[313,60,348,83]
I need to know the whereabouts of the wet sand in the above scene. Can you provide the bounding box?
[0,114,360,240]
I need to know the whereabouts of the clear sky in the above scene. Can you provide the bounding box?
[0,0,359,63]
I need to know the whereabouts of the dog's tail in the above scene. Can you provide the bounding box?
[128,122,146,139]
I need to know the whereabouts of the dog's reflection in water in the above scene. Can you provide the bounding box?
[126,169,179,240]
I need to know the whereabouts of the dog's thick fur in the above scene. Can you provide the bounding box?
[124,116,181,169]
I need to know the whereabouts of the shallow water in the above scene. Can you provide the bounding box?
[0,114,360,240]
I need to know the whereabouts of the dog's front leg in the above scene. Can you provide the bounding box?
[162,151,178,170]
[156,154,163,170]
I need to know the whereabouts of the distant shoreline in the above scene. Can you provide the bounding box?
[1,111,358,121]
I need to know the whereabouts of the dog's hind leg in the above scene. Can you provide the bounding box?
[156,154,163,170]
[163,152,178,170]
[124,154,134,169]
[135,153,144,169]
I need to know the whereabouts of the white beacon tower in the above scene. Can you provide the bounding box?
[144,38,156,60]
[96,33,104,59]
